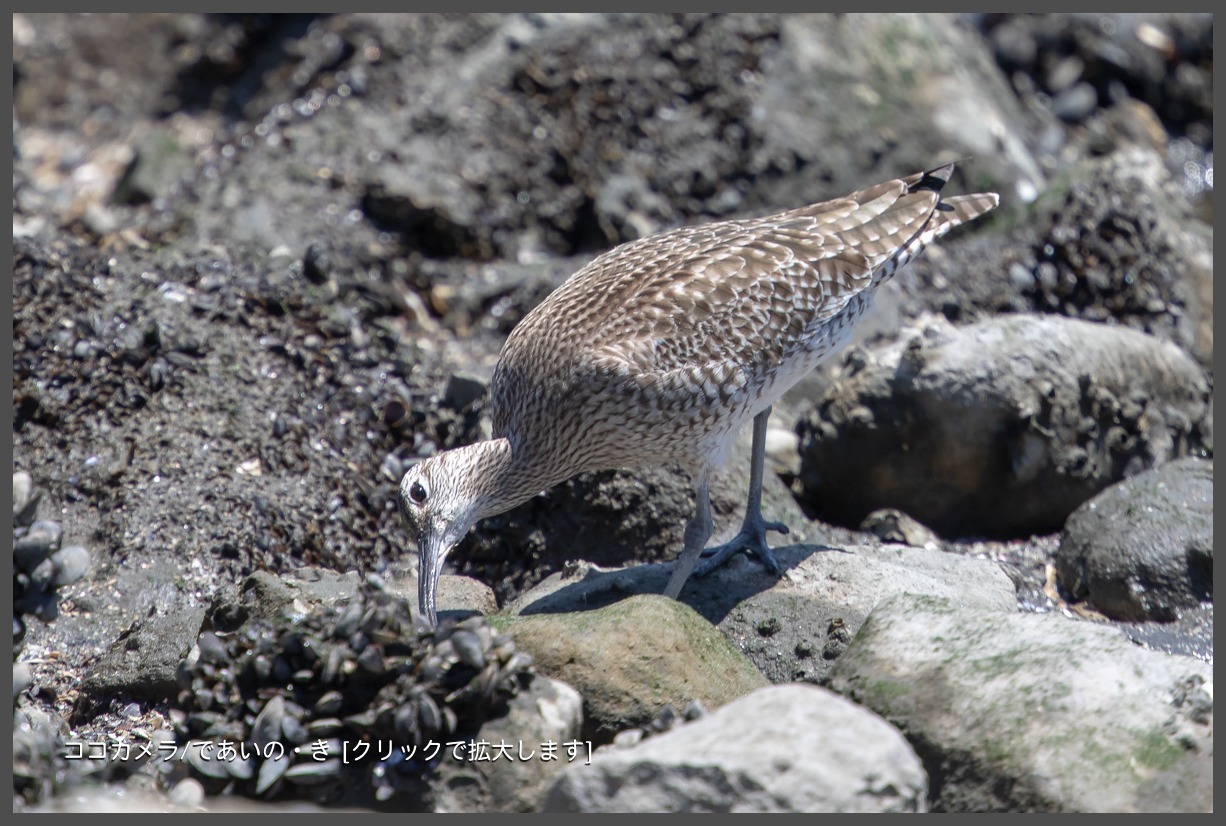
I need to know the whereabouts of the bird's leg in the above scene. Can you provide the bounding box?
[695,407,788,577]
[664,471,713,599]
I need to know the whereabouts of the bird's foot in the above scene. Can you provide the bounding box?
[694,516,788,577]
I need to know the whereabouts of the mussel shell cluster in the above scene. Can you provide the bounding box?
[13,471,93,808]
[13,710,65,809]
[12,470,90,656]
[170,584,533,803]
[13,472,91,658]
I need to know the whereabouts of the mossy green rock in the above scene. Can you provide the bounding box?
[495,594,767,737]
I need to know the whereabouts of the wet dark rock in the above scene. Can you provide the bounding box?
[796,314,1210,538]
[14,523,60,572]
[302,242,332,284]
[1055,457,1212,622]
[442,373,488,411]
[1117,605,1213,661]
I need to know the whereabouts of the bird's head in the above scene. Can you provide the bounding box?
[397,439,514,629]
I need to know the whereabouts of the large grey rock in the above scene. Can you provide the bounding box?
[1055,457,1212,622]
[496,595,768,737]
[707,543,1017,685]
[512,542,1017,686]
[754,14,1044,208]
[173,14,1043,262]
[546,683,927,812]
[829,593,1213,812]
[796,314,1210,538]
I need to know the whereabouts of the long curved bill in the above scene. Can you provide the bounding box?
[417,532,448,631]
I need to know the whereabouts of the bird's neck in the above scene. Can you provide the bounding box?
[470,437,567,521]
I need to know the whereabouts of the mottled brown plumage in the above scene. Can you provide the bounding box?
[401,164,999,627]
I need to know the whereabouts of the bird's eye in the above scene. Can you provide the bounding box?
[408,481,428,504]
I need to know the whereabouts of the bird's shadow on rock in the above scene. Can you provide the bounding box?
[512,542,848,627]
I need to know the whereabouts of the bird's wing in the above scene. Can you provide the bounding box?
[492,166,986,434]
[579,181,941,378]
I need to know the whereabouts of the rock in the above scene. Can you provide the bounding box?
[980,14,1211,151]
[301,242,332,285]
[383,567,499,627]
[442,372,488,411]
[208,567,495,633]
[763,425,800,476]
[514,542,1016,686]
[1117,606,1213,661]
[111,129,192,205]
[1055,457,1212,621]
[499,594,768,737]
[13,704,76,810]
[14,521,61,571]
[83,202,120,237]
[1025,148,1215,369]
[895,146,1214,374]
[753,14,1045,208]
[13,471,40,526]
[1077,99,1169,157]
[14,661,34,700]
[50,545,91,588]
[173,14,1045,259]
[545,683,927,812]
[1050,81,1098,122]
[829,593,1213,812]
[167,778,205,809]
[9,11,1216,814]
[73,604,207,723]
[796,314,1210,538]
[206,568,366,631]
[429,676,583,812]
[168,583,544,810]
[860,509,941,547]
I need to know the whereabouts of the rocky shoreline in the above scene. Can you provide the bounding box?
[12,13,1212,812]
